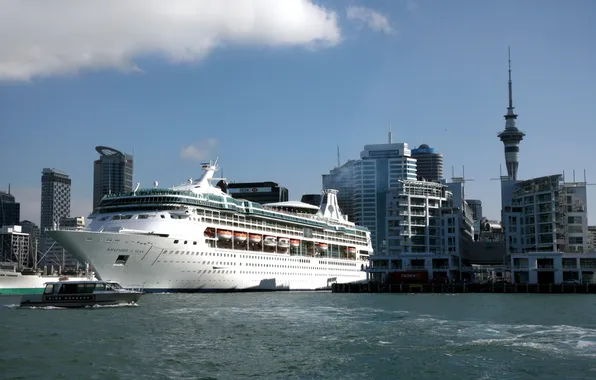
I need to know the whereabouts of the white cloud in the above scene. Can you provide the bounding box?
[0,0,341,81]
[346,6,394,34]
[9,186,92,226]
[180,138,218,162]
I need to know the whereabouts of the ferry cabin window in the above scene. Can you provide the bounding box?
[95,283,106,291]
[43,284,55,294]
[106,283,123,291]
[58,283,96,294]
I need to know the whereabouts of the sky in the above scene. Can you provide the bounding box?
[1,0,596,226]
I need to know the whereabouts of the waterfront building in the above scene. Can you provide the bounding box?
[322,160,355,221]
[411,144,443,182]
[0,187,20,228]
[20,220,40,267]
[227,181,288,204]
[93,146,134,209]
[588,226,596,251]
[497,48,525,181]
[510,252,596,284]
[368,180,475,282]
[502,174,589,255]
[467,219,506,265]
[40,168,78,269]
[0,225,30,267]
[353,141,417,254]
[466,199,483,241]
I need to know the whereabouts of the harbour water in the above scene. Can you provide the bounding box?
[1,292,595,379]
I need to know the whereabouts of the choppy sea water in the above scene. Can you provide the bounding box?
[1,292,596,379]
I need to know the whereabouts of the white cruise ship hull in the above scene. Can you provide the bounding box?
[49,230,367,292]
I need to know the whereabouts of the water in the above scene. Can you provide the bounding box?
[1,292,596,379]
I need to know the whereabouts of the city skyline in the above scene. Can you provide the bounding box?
[2,0,596,225]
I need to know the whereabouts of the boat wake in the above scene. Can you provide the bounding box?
[411,315,596,359]
[3,303,139,310]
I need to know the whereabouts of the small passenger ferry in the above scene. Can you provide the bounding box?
[20,280,143,308]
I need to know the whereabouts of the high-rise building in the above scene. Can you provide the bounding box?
[93,146,134,208]
[40,168,76,268]
[502,174,589,254]
[41,168,71,230]
[20,220,40,267]
[0,186,20,228]
[411,144,443,182]
[466,199,483,221]
[497,48,525,181]
[322,160,356,221]
[354,141,417,254]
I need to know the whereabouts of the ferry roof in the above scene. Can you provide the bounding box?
[266,200,320,211]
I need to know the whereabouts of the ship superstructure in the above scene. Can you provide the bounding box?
[48,160,371,291]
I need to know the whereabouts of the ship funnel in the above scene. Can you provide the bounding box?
[319,189,345,220]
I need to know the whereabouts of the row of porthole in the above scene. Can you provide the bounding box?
[154,260,360,272]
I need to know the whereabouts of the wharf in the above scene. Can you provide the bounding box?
[332,282,596,294]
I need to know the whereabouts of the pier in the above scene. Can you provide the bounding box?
[332,282,596,294]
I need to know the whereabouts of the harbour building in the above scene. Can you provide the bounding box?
[411,144,443,182]
[502,174,596,284]
[353,141,417,255]
[40,168,78,269]
[322,159,356,221]
[0,187,20,228]
[502,174,588,255]
[93,146,134,209]
[227,181,288,204]
[0,225,30,267]
[368,179,475,282]
[20,220,40,267]
[588,226,596,251]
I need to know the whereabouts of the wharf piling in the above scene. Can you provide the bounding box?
[332,282,596,294]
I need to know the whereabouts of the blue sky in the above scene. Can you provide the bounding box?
[1,0,595,225]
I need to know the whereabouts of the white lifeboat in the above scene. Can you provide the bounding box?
[234,232,247,242]
[249,234,262,243]
[347,247,357,254]
[278,238,290,249]
[290,239,300,248]
[263,236,277,247]
[217,230,233,240]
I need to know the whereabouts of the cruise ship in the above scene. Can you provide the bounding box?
[48,160,372,292]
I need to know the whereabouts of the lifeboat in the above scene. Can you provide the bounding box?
[234,232,247,242]
[249,234,262,243]
[204,227,215,238]
[263,236,277,247]
[290,239,300,248]
[347,247,357,254]
[217,229,233,240]
[278,238,290,249]
[316,243,328,252]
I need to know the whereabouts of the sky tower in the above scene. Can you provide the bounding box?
[498,47,525,181]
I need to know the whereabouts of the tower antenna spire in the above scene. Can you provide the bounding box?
[508,46,513,110]
[498,46,525,181]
